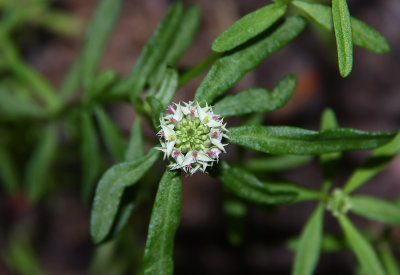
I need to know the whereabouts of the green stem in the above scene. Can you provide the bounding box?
[178,52,220,86]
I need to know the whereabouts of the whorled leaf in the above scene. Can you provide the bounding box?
[212,2,287,52]
[292,204,324,275]
[0,147,19,195]
[83,70,117,105]
[244,155,312,172]
[350,195,400,225]
[262,182,322,203]
[218,161,297,205]
[195,16,306,105]
[229,125,394,155]
[213,74,296,117]
[338,215,386,275]
[80,0,123,87]
[125,116,145,161]
[154,68,178,110]
[94,106,125,163]
[110,2,183,98]
[90,149,160,244]
[292,1,390,54]
[25,125,58,202]
[143,170,182,275]
[344,131,400,194]
[81,111,101,200]
[332,0,353,77]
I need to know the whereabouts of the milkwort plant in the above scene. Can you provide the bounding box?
[0,0,399,274]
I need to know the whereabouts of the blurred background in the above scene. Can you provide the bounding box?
[0,0,399,274]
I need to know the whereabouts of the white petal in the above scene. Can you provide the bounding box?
[162,125,175,141]
[196,104,208,121]
[166,141,176,157]
[181,151,194,167]
[173,104,183,121]
[181,105,190,115]
[190,165,201,174]
[206,119,223,128]
[197,151,213,162]
[211,138,226,152]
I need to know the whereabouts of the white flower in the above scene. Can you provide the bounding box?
[156,101,229,175]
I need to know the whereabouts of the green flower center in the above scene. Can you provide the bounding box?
[175,117,211,153]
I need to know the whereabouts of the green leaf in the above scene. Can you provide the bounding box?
[3,232,45,275]
[0,87,46,120]
[262,182,322,203]
[110,2,183,98]
[84,70,117,105]
[223,192,247,246]
[229,125,394,155]
[147,96,164,129]
[212,3,287,52]
[344,131,400,193]
[320,108,341,189]
[154,68,179,110]
[143,170,182,275]
[0,147,19,194]
[80,0,123,87]
[350,195,400,225]
[166,5,201,65]
[81,111,101,200]
[125,116,145,161]
[59,59,81,101]
[378,242,400,275]
[351,18,390,54]
[94,106,125,163]
[149,5,201,87]
[244,155,312,172]
[213,74,296,117]
[332,0,353,77]
[25,125,57,202]
[194,16,306,105]
[292,204,324,275]
[218,161,297,205]
[292,1,390,54]
[90,149,160,244]
[338,215,386,275]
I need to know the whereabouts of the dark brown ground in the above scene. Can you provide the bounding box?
[1,0,400,274]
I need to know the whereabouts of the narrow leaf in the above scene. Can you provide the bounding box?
[25,125,57,202]
[292,1,390,54]
[223,192,247,246]
[219,161,297,205]
[147,96,164,129]
[344,131,400,193]
[110,2,183,98]
[84,70,117,105]
[81,111,101,200]
[195,17,306,105]
[338,215,386,275]
[212,3,287,52]
[214,74,296,117]
[143,170,182,275]
[0,88,45,120]
[350,195,400,225]
[90,149,160,244]
[378,242,400,275]
[149,5,201,87]
[80,0,123,87]
[244,155,312,172]
[320,108,341,189]
[292,204,324,275]
[0,147,19,194]
[262,182,322,203]
[229,125,394,155]
[125,116,145,161]
[154,68,178,110]
[332,0,353,77]
[95,106,125,163]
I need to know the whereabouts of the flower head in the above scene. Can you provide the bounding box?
[157,101,229,175]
